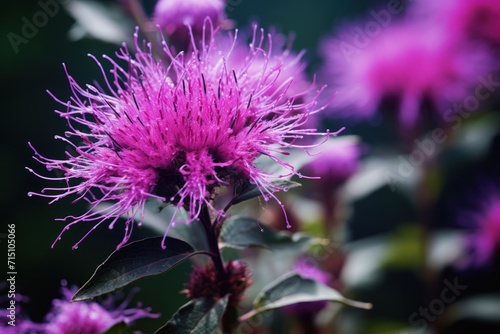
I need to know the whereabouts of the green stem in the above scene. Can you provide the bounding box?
[199,206,226,280]
[222,304,238,334]
[199,206,238,333]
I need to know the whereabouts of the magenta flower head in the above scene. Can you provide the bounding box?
[217,29,320,142]
[283,258,330,315]
[221,30,311,103]
[463,194,500,267]
[28,24,334,249]
[41,284,157,334]
[154,0,226,50]
[321,20,487,132]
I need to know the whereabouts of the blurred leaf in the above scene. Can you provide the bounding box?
[240,273,372,321]
[342,235,389,289]
[444,295,500,325]
[65,0,133,44]
[73,237,201,301]
[344,156,416,200]
[428,230,465,270]
[101,321,133,334]
[342,229,465,290]
[447,112,499,161]
[219,216,321,251]
[253,136,360,179]
[230,179,301,206]
[154,296,229,334]
[357,320,415,334]
[382,224,424,269]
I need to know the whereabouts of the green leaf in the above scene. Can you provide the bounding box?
[230,179,301,206]
[240,273,372,321]
[73,237,201,301]
[101,321,133,334]
[154,296,229,334]
[219,216,321,251]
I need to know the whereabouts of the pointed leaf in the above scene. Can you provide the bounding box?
[101,321,133,334]
[220,216,320,251]
[230,179,301,206]
[240,273,372,321]
[154,296,229,334]
[73,237,201,301]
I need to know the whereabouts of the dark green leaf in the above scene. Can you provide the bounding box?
[73,237,200,301]
[230,179,301,206]
[240,273,372,321]
[101,321,133,334]
[220,216,320,251]
[154,296,229,334]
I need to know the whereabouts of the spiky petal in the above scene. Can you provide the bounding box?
[42,285,157,334]
[28,24,334,249]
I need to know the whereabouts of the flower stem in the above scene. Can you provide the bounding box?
[199,206,239,333]
[199,205,226,281]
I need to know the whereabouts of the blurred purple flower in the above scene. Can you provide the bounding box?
[41,285,157,334]
[154,0,226,50]
[222,28,326,148]
[213,28,320,140]
[321,20,488,131]
[301,138,361,188]
[28,25,333,249]
[222,31,310,102]
[464,194,500,267]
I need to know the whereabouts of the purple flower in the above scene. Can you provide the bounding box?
[214,28,320,142]
[154,0,226,50]
[301,138,361,188]
[321,20,488,131]
[220,30,311,103]
[464,194,500,266]
[28,25,334,249]
[0,320,35,334]
[41,285,157,334]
